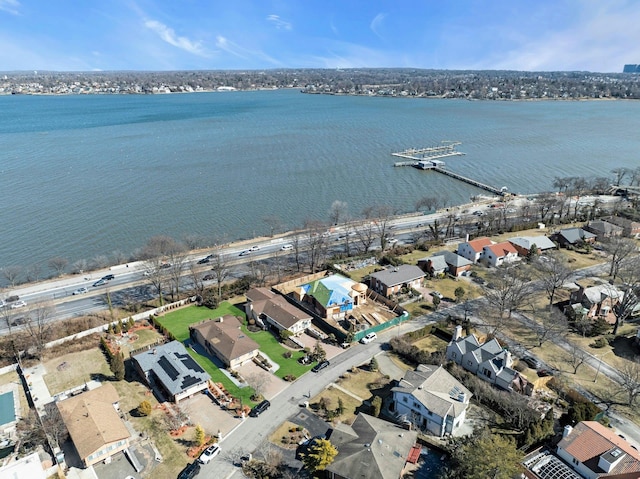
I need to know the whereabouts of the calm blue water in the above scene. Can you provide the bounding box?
[1,89,639,271]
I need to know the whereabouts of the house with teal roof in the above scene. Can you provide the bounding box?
[294,274,367,320]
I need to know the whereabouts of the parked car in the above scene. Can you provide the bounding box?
[10,300,27,309]
[249,400,271,417]
[72,287,88,295]
[160,262,171,269]
[102,274,115,280]
[6,295,20,303]
[198,443,221,464]
[197,257,211,264]
[177,461,201,479]
[92,279,107,287]
[311,360,330,373]
[522,355,542,369]
[430,291,444,299]
[360,332,377,344]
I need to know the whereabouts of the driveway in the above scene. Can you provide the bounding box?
[295,332,344,360]
[180,392,242,439]
[236,361,287,400]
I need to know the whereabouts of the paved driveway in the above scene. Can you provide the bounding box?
[237,361,287,400]
[295,332,344,360]
[180,392,241,439]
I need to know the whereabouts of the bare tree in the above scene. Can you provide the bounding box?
[187,263,206,298]
[602,237,637,280]
[70,259,88,275]
[48,257,68,277]
[304,220,329,273]
[328,200,348,226]
[531,253,574,308]
[141,236,184,304]
[532,307,568,347]
[370,205,395,250]
[263,215,284,237]
[246,371,271,401]
[354,222,377,254]
[611,167,629,187]
[415,196,440,212]
[25,263,42,283]
[111,250,128,265]
[247,258,270,287]
[143,256,170,306]
[617,358,640,406]
[24,301,54,357]
[611,256,640,335]
[209,247,232,302]
[1,266,23,287]
[167,247,189,301]
[567,177,590,220]
[565,342,588,374]
[483,265,534,320]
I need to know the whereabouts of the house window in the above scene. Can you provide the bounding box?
[482,368,493,379]
[572,458,579,465]
[451,352,457,359]
[600,306,610,316]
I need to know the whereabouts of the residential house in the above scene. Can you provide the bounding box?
[245,287,312,335]
[392,364,471,437]
[557,422,640,479]
[132,340,211,402]
[446,326,531,394]
[602,215,640,239]
[326,413,418,479]
[367,265,425,298]
[508,235,557,256]
[0,452,46,479]
[568,282,622,324]
[293,274,366,320]
[552,227,597,248]
[418,251,472,277]
[585,220,623,241]
[457,237,494,263]
[190,315,260,369]
[57,383,131,468]
[482,241,519,267]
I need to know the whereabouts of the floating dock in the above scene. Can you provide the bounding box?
[392,141,509,196]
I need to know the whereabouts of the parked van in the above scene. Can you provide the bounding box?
[280,244,293,251]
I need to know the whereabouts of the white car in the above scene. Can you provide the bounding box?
[360,332,377,344]
[198,443,221,464]
[10,300,27,309]
[280,244,293,251]
[430,291,444,299]
[73,287,88,295]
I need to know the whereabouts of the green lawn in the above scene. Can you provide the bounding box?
[156,302,245,341]
[239,325,313,379]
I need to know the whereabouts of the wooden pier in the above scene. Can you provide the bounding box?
[392,141,509,196]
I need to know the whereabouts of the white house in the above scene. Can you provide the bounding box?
[457,237,494,263]
[481,241,519,267]
[392,364,471,437]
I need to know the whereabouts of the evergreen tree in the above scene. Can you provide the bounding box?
[372,396,382,417]
[111,352,125,380]
[301,438,338,474]
[137,400,152,417]
[195,425,205,446]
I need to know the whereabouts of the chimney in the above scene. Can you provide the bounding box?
[454,325,463,341]
[465,233,469,242]
[152,348,157,355]
[563,425,573,438]
[504,350,512,367]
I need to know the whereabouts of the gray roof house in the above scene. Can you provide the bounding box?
[326,413,418,479]
[132,340,210,403]
[418,251,472,277]
[552,227,597,247]
[368,265,425,298]
[585,220,623,240]
[508,235,556,255]
[392,364,471,437]
[245,287,313,335]
[446,326,531,394]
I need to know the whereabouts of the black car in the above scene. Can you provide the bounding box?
[102,274,115,280]
[311,360,330,373]
[249,400,270,417]
[202,274,215,281]
[177,461,200,479]
[522,355,542,369]
[197,257,210,264]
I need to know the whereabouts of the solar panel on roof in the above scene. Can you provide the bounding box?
[176,352,206,374]
[158,355,179,381]
[181,375,202,389]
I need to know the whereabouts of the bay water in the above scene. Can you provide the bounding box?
[1,89,638,271]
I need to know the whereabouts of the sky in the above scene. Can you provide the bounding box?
[1,0,640,73]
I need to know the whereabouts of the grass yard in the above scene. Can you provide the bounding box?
[311,386,361,424]
[156,302,246,341]
[412,335,449,354]
[43,348,111,395]
[336,368,391,402]
[269,420,307,449]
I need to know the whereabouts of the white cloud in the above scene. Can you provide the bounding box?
[370,13,386,39]
[144,19,209,57]
[266,14,292,31]
[486,2,640,72]
[215,35,281,66]
[0,0,20,15]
